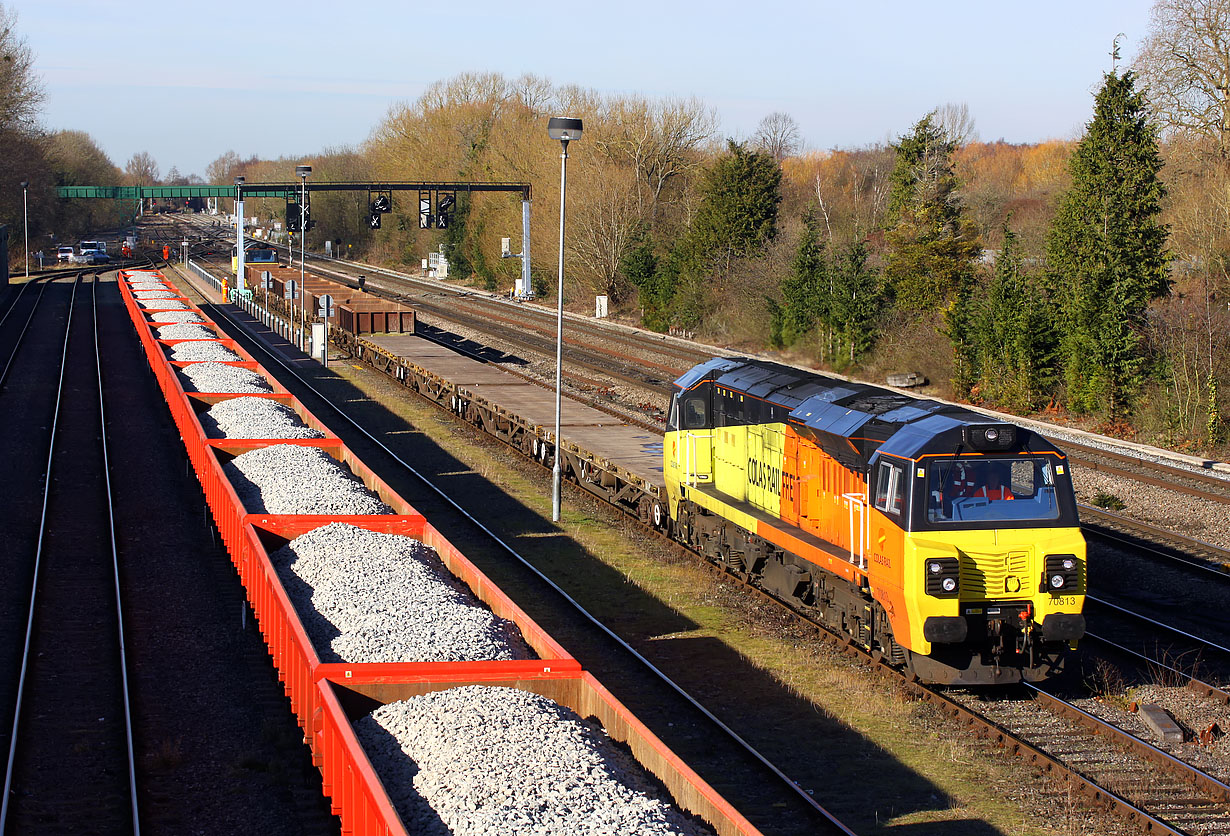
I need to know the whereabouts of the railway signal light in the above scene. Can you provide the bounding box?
[437,193,455,229]
[419,194,432,229]
[372,193,391,212]
[437,191,457,227]
[368,205,382,229]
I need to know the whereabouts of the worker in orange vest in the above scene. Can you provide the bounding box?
[163,245,170,260]
[972,463,1015,500]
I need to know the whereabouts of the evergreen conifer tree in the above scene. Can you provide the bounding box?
[884,114,982,314]
[779,206,829,347]
[830,241,881,366]
[649,140,782,330]
[1045,71,1169,417]
[974,225,1058,410]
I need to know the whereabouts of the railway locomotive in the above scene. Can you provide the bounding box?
[663,358,1086,685]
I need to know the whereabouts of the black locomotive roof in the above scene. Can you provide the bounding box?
[675,357,1048,471]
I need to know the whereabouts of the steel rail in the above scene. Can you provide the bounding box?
[1081,507,1230,572]
[0,273,40,326]
[1083,630,1230,704]
[1025,681,1230,805]
[174,262,856,836]
[1,274,83,830]
[0,278,52,392]
[1086,595,1230,658]
[93,276,142,834]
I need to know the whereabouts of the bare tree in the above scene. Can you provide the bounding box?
[933,102,978,147]
[569,167,642,301]
[592,96,717,225]
[753,112,802,161]
[0,4,43,133]
[1135,0,1230,156]
[206,151,242,184]
[125,151,159,185]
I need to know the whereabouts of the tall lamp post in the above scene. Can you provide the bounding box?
[20,180,29,278]
[547,117,582,522]
[234,176,245,299]
[296,165,311,352]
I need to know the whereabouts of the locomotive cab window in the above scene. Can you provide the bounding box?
[926,457,1060,524]
[682,396,709,430]
[667,397,679,431]
[873,461,904,516]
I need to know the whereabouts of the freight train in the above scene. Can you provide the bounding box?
[116,267,763,836]
[224,260,1086,685]
[663,357,1086,685]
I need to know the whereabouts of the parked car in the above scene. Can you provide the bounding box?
[57,246,75,262]
[71,249,109,265]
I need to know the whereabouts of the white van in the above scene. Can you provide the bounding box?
[57,246,75,262]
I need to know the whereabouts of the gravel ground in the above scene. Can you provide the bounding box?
[200,396,325,439]
[155,323,217,341]
[1072,468,1230,550]
[270,523,529,663]
[179,362,273,394]
[130,282,169,291]
[134,290,179,299]
[221,444,392,515]
[138,298,190,310]
[150,311,205,324]
[170,342,241,362]
[356,686,714,836]
[1074,686,1230,782]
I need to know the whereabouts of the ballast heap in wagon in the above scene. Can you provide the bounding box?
[664,358,1086,685]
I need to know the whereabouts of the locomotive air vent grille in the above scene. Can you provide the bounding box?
[960,551,1029,599]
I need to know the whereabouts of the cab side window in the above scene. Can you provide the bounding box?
[683,397,708,430]
[873,461,903,516]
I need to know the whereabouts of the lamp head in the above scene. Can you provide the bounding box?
[547,117,583,143]
[20,180,28,189]
[295,165,312,178]
[234,175,245,186]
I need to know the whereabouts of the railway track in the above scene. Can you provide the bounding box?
[1,272,140,834]
[167,258,855,836]
[173,250,1230,835]
[163,221,1230,831]
[1,262,341,834]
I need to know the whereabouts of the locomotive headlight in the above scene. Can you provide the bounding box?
[1043,554,1080,594]
[925,556,960,597]
[984,428,999,442]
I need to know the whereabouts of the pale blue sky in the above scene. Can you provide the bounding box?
[16,0,1157,180]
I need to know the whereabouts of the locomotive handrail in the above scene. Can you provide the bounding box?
[843,492,868,569]
[681,431,713,486]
